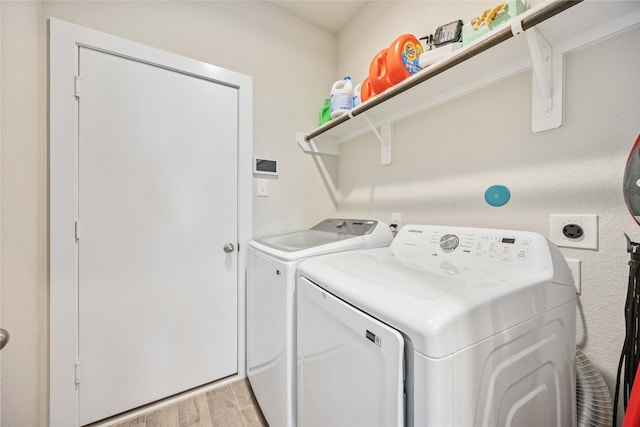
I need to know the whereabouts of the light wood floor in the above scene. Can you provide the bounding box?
[110,379,268,427]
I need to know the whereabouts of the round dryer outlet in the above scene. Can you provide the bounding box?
[562,224,584,239]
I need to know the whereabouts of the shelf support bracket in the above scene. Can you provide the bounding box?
[524,27,562,132]
[361,113,392,165]
[296,132,339,156]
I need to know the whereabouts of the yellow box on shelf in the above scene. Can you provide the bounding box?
[462,0,529,46]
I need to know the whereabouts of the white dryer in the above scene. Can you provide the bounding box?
[296,225,577,427]
[247,219,393,427]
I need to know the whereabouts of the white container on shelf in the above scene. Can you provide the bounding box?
[419,42,463,68]
[353,82,363,107]
[330,76,353,119]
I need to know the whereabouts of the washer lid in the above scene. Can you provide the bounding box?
[249,219,392,260]
[255,229,355,252]
[296,225,576,358]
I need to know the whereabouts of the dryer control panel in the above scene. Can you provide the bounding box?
[434,232,532,262]
[392,225,547,266]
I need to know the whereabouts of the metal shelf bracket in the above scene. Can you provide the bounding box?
[361,113,393,165]
[524,27,562,132]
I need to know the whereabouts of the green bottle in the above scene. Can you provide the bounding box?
[319,99,331,126]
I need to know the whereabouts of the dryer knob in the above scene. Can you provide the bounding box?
[439,234,459,252]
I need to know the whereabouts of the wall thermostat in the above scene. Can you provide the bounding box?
[253,158,278,176]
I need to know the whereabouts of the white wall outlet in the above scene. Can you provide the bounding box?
[549,214,598,250]
[565,258,581,294]
[391,213,402,230]
[256,178,268,197]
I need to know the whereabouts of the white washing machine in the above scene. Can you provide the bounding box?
[296,224,577,427]
[247,218,393,427]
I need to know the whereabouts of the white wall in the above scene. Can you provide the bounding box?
[1,2,49,425]
[335,0,640,408]
[1,1,337,425]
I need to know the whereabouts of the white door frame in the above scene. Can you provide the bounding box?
[49,18,252,427]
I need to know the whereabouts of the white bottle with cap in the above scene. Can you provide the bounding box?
[330,76,354,119]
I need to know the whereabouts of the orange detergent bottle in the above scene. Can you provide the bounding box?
[368,34,424,94]
[369,48,390,94]
[387,34,423,84]
[361,77,374,103]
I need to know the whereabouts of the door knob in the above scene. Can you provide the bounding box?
[0,328,9,350]
[223,243,235,253]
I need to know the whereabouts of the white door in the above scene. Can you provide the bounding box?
[77,46,238,425]
[297,277,405,427]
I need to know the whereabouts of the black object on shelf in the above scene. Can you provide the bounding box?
[434,20,464,47]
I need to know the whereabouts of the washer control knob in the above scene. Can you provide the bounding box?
[439,234,459,252]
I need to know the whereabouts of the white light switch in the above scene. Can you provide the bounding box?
[257,179,268,197]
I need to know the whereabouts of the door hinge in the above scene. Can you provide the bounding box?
[74,360,81,385]
[74,76,81,98]
[75,220,80,241]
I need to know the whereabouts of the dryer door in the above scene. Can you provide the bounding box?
[297,276,404,427]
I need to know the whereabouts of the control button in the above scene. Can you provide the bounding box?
[440,234,459,252]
